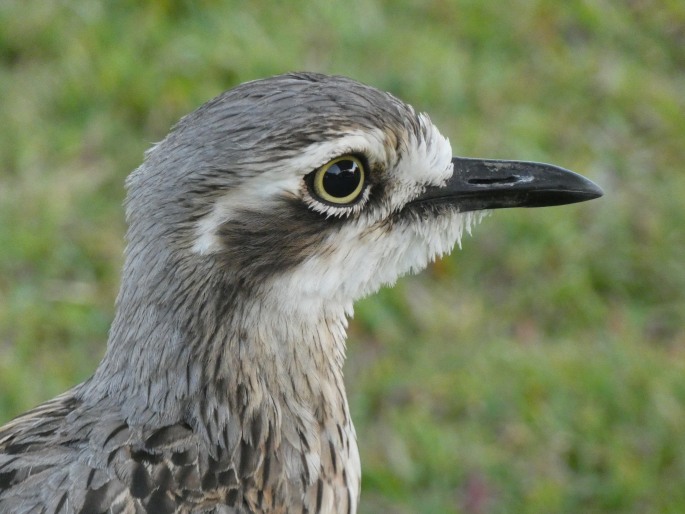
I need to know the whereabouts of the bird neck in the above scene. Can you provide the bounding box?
[82,251,352,448]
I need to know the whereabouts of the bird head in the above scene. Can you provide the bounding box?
[123,72,602,319]
[90,71,604,426]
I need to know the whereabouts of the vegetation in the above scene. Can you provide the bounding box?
[1,1,683,512]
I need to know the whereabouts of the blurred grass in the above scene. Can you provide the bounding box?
[0,0,684,512]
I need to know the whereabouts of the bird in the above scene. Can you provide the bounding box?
[0,72,602,514]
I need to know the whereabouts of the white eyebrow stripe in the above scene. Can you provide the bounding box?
[191,128,395,255]
[191,119,453,257]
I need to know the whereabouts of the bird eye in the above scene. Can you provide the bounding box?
[310,156,366,205]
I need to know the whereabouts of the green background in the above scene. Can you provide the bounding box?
[1,1,683,512]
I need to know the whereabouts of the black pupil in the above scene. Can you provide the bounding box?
[322,160,361,198]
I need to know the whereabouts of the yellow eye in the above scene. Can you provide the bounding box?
[311,156,366,205]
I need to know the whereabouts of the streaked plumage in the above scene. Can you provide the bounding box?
[0,72,602,513]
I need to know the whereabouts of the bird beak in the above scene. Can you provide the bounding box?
[414,157,603,212]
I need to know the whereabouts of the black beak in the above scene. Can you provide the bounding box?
[413,157,603,212]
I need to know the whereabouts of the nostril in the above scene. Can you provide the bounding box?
[468,175,519,185]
